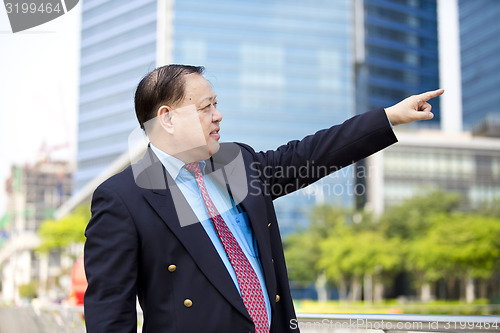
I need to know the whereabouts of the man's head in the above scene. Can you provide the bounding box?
[135,65,222,162]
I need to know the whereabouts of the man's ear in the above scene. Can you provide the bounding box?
[157,105,174,133]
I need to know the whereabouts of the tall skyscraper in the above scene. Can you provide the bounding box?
[459,0,500,131]
[356,0,440,127]
[76,0,355,232]
[76,0,158,191]
[353,0,440,209]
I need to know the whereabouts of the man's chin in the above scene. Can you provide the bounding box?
[208,141,220,156]
[168,141,220,163]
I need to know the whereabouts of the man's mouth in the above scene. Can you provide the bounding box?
[209,128,220,139]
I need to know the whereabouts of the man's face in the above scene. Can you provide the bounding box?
[168,73,222,161]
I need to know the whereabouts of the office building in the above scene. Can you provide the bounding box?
[356,0,440,128]
[352,0,440,209]
[76,0,158,191]
[0,159,73,303]
[365,130,500,214]
[459,0,500,130]
[360,0,500,210]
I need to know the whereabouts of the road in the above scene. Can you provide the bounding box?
[0,306,86,333]
[0,307,44,333]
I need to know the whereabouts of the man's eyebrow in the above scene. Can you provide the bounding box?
[199,95,218,104]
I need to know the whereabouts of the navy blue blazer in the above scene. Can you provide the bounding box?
[84,107,397,333]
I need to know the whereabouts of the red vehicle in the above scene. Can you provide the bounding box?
[68,256,87,306]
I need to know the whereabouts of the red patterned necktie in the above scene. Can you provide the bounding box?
[184,162,269,333]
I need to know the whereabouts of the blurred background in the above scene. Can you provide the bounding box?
[0,0,499,331]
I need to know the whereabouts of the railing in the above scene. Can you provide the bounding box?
[25,304,500,333]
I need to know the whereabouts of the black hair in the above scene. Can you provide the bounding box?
[134,64,205,130]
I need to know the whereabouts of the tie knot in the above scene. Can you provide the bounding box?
[183,162,202,176]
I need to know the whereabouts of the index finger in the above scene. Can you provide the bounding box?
[420,88,445,102]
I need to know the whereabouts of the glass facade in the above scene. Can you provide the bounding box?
[76,0,157,190]
[383,144,500,208]
[171,0,354,234]
[459,0,500,130]
[172,0,353,150]
[361,0,440,128]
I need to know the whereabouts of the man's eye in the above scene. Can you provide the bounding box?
[203,103,217,110]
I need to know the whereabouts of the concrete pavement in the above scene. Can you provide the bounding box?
[0,307,44,333]
[0,305,86,333]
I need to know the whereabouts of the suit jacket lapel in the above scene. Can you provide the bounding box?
[138,148,251,321]
[138,144,278,319]
[211,145,278,315]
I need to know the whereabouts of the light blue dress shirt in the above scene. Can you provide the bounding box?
[150,144,271,323]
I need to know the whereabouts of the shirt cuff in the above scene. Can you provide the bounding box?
[384,108,394,129]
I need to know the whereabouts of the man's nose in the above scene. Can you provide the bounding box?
[213,106,222,122]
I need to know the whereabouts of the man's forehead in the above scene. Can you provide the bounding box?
[183,75,215,98]
[199,95,217,103]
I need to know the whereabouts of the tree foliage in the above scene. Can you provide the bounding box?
[284,206,347,285]
[19,282,38,299]
[284,188,500,300]
[410,213,500,280]
[37,205,90,253]
[379,188,461,239]
[284,232,320,284]
[318,219,403,289]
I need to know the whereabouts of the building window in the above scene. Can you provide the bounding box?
[239,43,285,107]
[180,39,207,65]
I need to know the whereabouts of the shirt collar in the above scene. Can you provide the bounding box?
[150,143,206,179]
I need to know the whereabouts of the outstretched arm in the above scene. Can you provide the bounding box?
[385,89,444,126]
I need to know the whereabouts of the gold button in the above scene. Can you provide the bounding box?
[268,223,271,227]
[184,299,193,307]
[276,295,280,302]
[272,259,274,263]
[168,265,177,272]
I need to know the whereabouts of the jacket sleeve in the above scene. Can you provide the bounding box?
[84,184,139,333]
[246,107,397,200]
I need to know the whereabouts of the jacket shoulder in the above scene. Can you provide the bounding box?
[93,165,136,195]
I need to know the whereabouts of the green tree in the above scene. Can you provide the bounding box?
[37,205,90,254]
[407,211,500,301]
[380,188,463,300]
[19,282,38,300]
[474,198,500,218]
[286,189,500,303]
[435,214,498,300]
[380,188,461,240]
[284,205,348,300]
[284,232,320,285]
[319,228,402,302]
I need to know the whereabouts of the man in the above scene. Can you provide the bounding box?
[84,64,443,332]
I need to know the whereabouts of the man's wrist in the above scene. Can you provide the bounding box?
[384,107,396,127]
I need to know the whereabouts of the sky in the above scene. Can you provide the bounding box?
[0,4,80,216]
